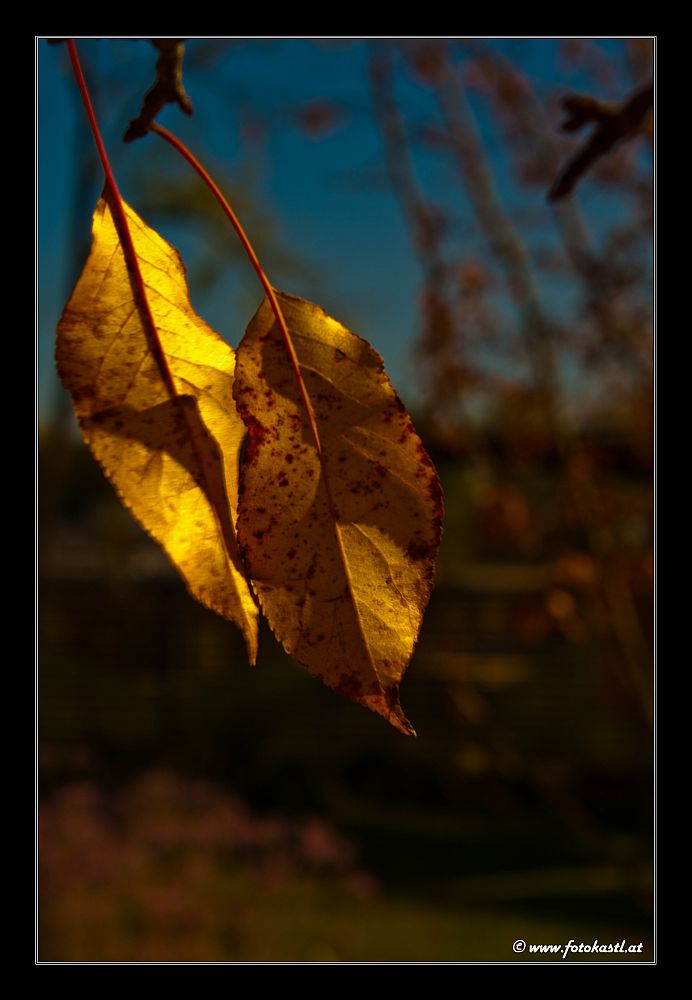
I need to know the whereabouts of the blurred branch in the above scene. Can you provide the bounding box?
[425,43,560,429]
[425,43,652,719]
[369,47,441,267]
[124,39,193,143]
[369,45,464,431]
[460,41,593,259]
[462,42,651,378]
[548,82,653,202]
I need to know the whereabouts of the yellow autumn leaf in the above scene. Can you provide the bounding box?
[234,291,443,734]
[56,191,259,661]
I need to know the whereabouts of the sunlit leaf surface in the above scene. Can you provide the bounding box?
[234,291,443,733]
[56,193,258,660]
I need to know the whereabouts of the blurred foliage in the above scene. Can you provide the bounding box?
[39,769,648,962]
[39,438,652,961]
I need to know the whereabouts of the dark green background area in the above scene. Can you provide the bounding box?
[39,446,652,962]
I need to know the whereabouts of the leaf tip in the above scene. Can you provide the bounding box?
[389,704,417,738]
[246,633,258,667]
[358,688,416,736]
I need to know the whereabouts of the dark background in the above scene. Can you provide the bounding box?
[38,37,653,962]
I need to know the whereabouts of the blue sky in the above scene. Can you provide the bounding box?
[38,38,646,418]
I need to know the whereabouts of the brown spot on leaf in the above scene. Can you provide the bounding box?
[407,538,434,561]
[234,289,442,734]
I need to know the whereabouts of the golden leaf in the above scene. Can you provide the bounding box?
[234,291,443,734]
[56,192,258,660]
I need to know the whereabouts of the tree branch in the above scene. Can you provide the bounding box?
[124,39,193,143]
[548,81,653,202]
